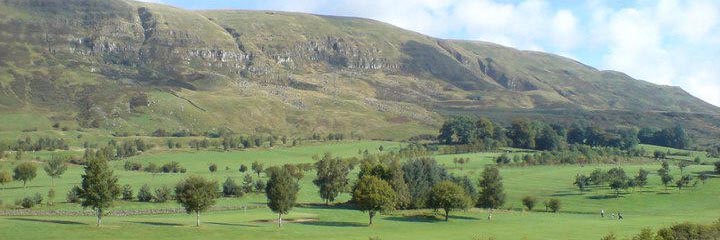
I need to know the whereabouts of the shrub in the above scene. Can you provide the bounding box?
[124,161,142,171]
[18,197,35,209]
[47,189,56,205]
[144,163,158,173]
[715,161,720,174]
[66,186,81,203]
[222,177,241,197]
[547,198,561,212]
[137,184,153,202]
[154,186,172,202]
[209,163,218,173]
[521,196,536,211]
[32,193,43,205]
[122,184,134,200]
[160,161,186,173]
[254,179,266,192]
[239,164,248,173]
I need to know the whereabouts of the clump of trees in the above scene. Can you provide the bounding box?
[313,153,353,205]
[439,117,695,152]
[638,125,692,149]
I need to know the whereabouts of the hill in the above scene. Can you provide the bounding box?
[0,0,718,142]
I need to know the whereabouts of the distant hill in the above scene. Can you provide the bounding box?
[0,0,718,142]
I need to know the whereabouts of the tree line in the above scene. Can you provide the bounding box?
[439,116,694,151]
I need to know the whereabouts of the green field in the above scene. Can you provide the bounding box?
[0,141,719,240]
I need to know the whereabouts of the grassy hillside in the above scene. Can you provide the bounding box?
[0,0,717,141]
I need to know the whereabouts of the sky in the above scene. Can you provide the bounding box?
[140,0,720,107]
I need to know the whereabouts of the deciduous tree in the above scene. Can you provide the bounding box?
[175,176,219,226]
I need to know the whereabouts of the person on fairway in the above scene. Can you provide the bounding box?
[600,209,604,218]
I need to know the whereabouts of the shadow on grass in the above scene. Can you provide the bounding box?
[551,191,584,197]
[586,194,623,200]
[298,203,354,210]
[7,217,87,225]
[656,192,672,195]
[2,186,45,190]
[205,222,259,227]
[384,214,442,223]
[296,221,366,227]
[127,221,183,226]
[449,215,481,220]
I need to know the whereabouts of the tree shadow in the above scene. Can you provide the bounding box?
[656,192,672,195]
[6,217,87,225]
[449,215,480,220]
[205,222,259,227]
[586,194,622,200]
[384,214,442,223]
[551,191,584,197]
[296,221,366,227]
[299,203,354,210]
[2,186,45,190]
[127,221,183,226]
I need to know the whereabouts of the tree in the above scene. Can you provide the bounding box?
[426,181,471,221]
[675,175,692,190]
[547,198,561,212]
[574,174,590,192]
[121,184,134,201]
[714,161,720,174]
[252,161,264,177]
[589,168,607,186]
[352,175,396,225]
[634,169,649,188]
[239,164,248,173]
[477,165,505,209]
[521,196,536,211]
[475,117,495,140]
[0,170,12,187]
[313,153,353,205]
[175,176,219,227]
[265,167,300,227]
[79,156,121,226]
[535,126,563,151]
[137,184,153,202]
[402,158,449,208]
[607,167,629,198]
[677,161,690,175]
[508,119,536,149]
[657,169,673,191]
[44,156,68,188]
[208,163,217,173]
[222,177,241,197]
[242,174,254,193]
[438,116,475,144]
[13,162,37,187]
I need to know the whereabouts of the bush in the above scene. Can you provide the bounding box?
[66,186,81,203]
[521,196,536,211]
[160,161,186,173]
[254,179,266,192]
[222,177,241,197]
[121,184,134,200]
[209,163,218,173]
[715,161,720,174]
[124,161,142,171]
[154,186,172,203]
[137,184,153,202]
[495,153,511,165]
[32,193,43,205]
[144,163,159,173]
[546,198,561,212]
[239,164,248,173]
[18,197,35,209]
[47,189,56,205]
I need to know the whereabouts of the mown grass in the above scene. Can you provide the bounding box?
[0,141,719,239]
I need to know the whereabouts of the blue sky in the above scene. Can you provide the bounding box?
[141,0,720,106]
